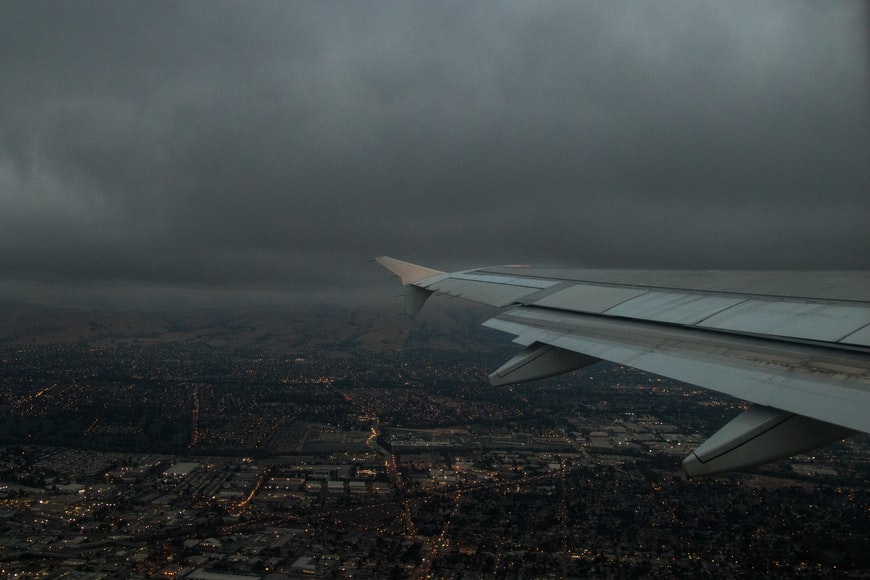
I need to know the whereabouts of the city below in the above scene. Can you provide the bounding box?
[0,304,868,579]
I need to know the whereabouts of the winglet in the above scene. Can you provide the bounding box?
[375,256,443,285]
[375,257,444,317]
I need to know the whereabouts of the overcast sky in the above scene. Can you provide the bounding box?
[1,1,868,309]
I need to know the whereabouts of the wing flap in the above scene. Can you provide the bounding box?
[604,292,746,325]
[698,300,870,344]
[533,284,646,312]
[484,306,870,434]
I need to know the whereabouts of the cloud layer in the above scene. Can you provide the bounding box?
[1,1,868,308]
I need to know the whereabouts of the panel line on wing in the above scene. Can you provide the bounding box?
[602,292,747,325]
[450,272,559,289]
[839,322,870,348]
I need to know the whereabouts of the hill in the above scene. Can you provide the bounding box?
[0,297,504,355]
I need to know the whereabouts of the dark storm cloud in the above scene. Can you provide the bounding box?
[0,1,867,308]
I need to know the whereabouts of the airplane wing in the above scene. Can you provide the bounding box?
[375,256,870,477]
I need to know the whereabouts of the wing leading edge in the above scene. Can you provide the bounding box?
[376,257,870,477]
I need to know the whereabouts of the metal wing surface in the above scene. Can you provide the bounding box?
[376,257,870,477]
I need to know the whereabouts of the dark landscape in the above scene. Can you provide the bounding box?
[0,300,867,578]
